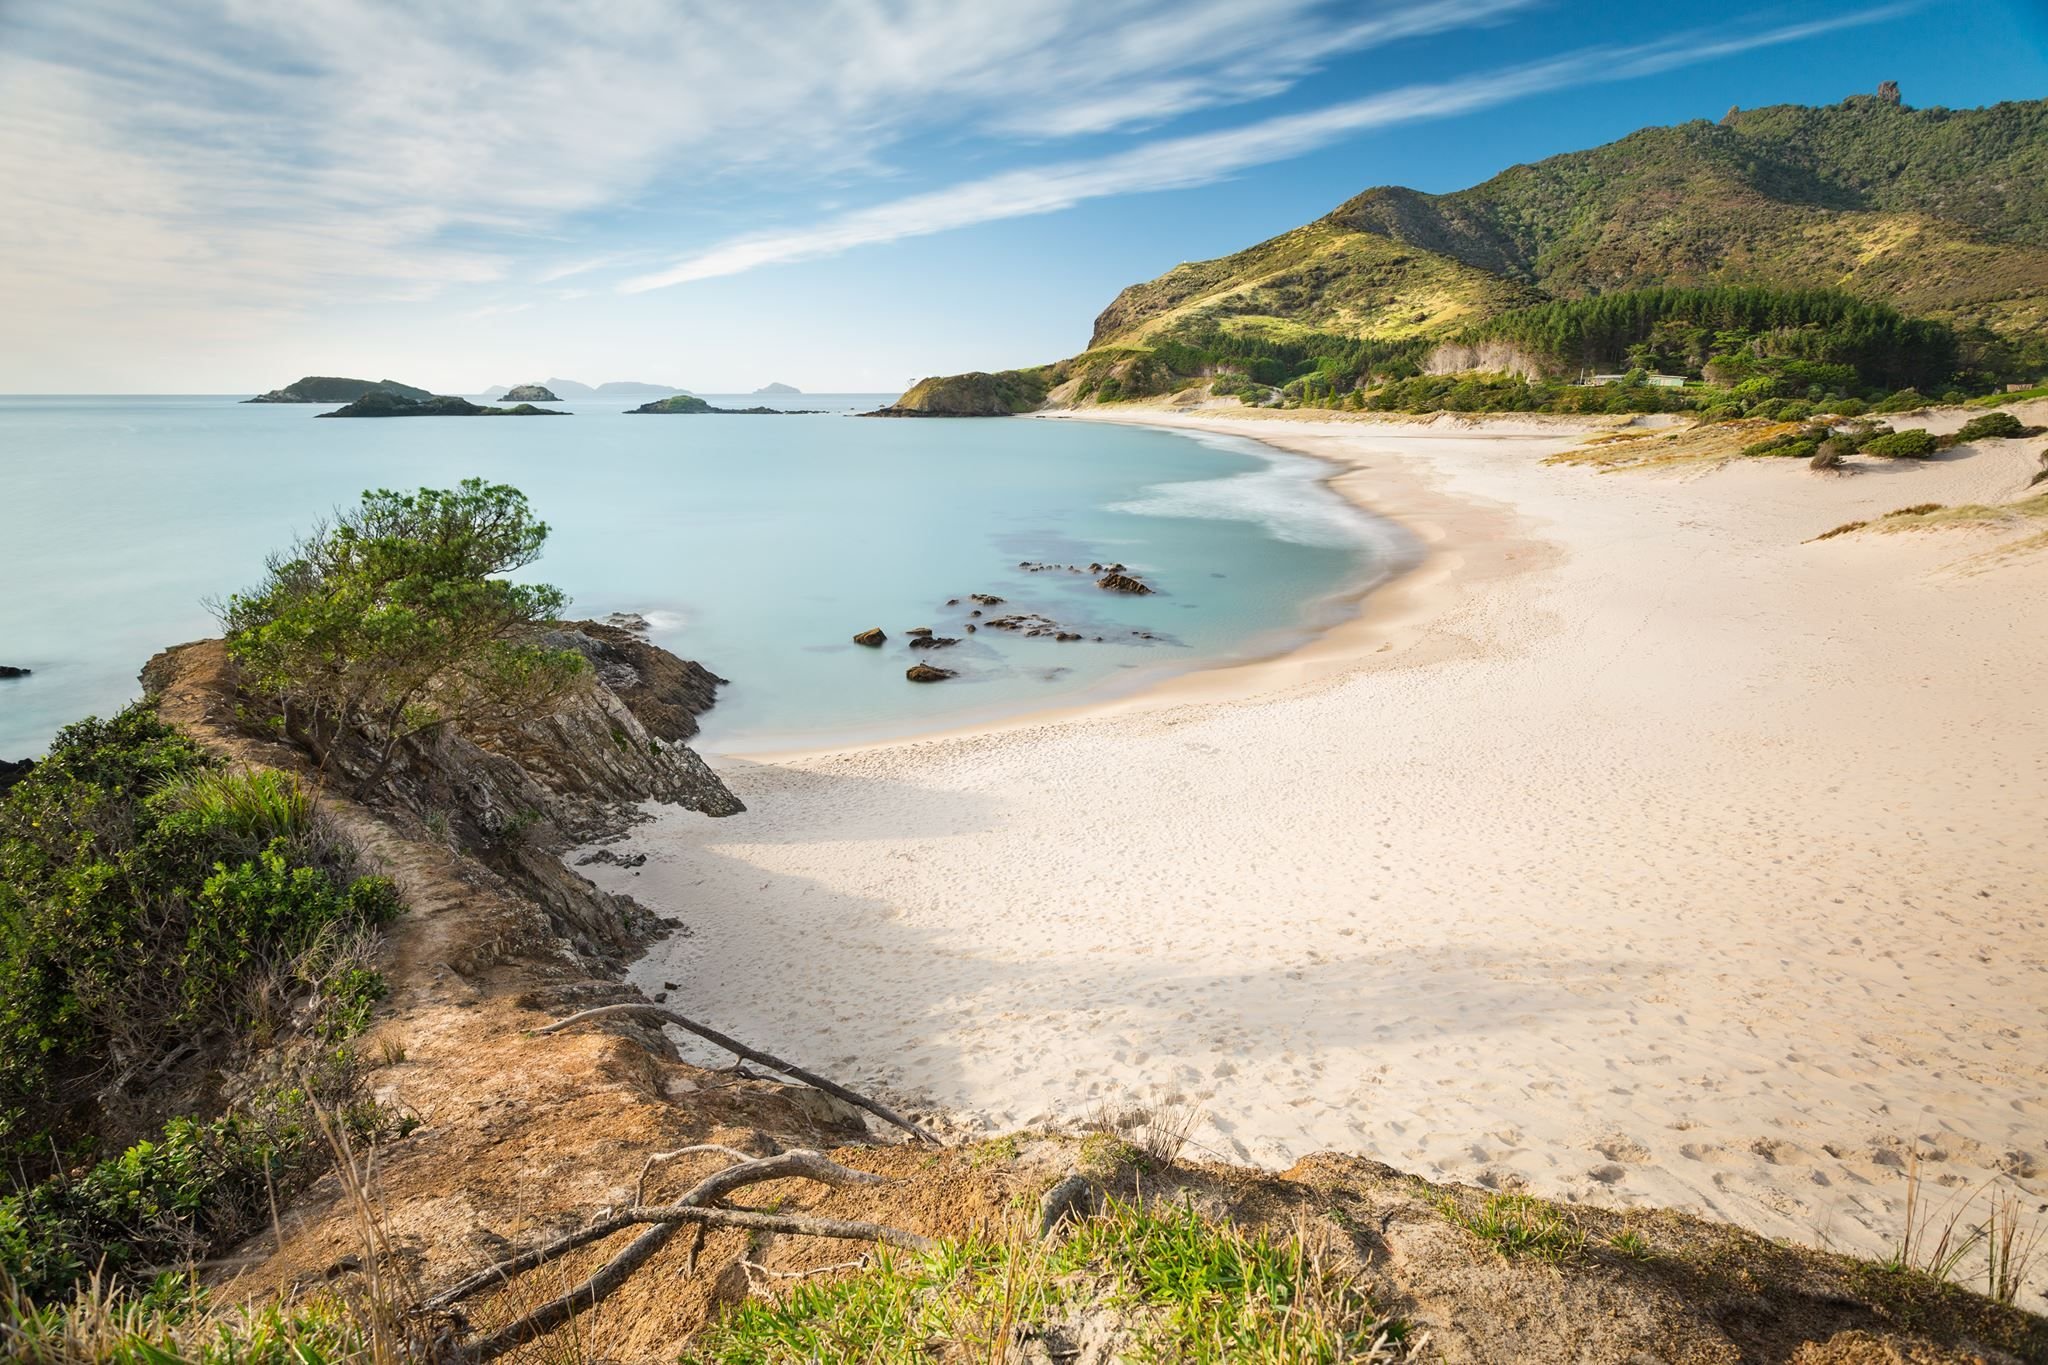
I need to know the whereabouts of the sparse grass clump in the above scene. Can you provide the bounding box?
[0,1278,375,1365]
[681,1198,1408,1364]
[1434,1190,1587,1262]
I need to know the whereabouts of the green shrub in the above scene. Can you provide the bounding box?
[1742,424,1831,458]
[1873,388,1930,414]
[1951,411,2040,444]
[0,706,397,1151]
[1830,397,1869,416]
[1863,428,1939,458]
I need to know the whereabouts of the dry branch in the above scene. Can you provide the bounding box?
[537,1001,942,1145]
[426,1147,930,1363]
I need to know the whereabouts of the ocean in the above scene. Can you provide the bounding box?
[0,393,1401,758]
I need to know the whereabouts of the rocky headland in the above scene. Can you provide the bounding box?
[863,370,1049,416]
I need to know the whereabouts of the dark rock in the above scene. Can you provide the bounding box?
[946,598,960,606]
[627,395,823,415]
[316,393,567,418]
[905,663,956,683]
[964,624,977,633]
[575,848,648,868]
[538,620,727,742]
[908,636,959,650]
[0,665,29,678]
[604,612,652,634]
[852,628,886,647]
[1055,632,1081,642]
[971,594,1005,606]
[1097,572,1152,594]
[906,626,933,637]
[0,757,33,793]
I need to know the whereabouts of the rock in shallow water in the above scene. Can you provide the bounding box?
[906,663,956,683]
[0,665,30,678]
[852,628,886,647]
[1097,572,1152,594]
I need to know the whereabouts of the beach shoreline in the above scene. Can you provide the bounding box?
[589,403,2048,1307]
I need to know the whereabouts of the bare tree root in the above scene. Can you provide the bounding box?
[424,1147,931,1363]
[536,1001,943,1145]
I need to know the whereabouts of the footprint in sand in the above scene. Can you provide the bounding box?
[1588,1163,1628,1184]
[1595,1135,1651,1164]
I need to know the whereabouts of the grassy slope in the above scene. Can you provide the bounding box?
[1075,95,2048,377]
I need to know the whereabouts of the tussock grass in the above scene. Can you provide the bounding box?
[681,1197,1412,1364]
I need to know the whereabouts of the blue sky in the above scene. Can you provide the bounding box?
[1,1,2043,394]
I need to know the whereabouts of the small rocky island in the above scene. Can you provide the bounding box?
[501,383,561,402]
[243,376,433,404]
[316,394,567,418]
[0,665,29,679]
[753,382,800,394]
[863,370,1047,416]
[626,395,821,414]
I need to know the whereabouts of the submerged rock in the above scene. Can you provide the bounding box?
[906,626,934,637]
[0,665,29,678]
[908,636,959,650]
[852,628,887,647]
[906,663,956,683]
[1097,571,1152,594]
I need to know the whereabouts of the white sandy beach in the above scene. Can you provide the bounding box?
[581,405,2048,1296]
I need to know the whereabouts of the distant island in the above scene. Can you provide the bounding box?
[627,395,820,414]
[316,394,567,418]
[753,382,800,394]
[484,378,693,399]
[243,376,432,404]
[501,383,560,402]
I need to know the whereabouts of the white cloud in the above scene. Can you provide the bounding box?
[622,8,1908,291]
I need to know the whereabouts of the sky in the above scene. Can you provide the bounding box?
[1,1,2043,395]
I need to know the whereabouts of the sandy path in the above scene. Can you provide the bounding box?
[584,408,2048,1300]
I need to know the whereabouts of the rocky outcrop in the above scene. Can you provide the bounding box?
[905,663,955,682]
[0,757,32,792]
[0,665,29,678]
[539,620,725,742]
[907,636,959,650]
[243,376,433,404]
[863,370,1048,417]
[314,394,568,418]
[1097,572,1153,594]
[852,628,886,647]
[502,383,562,402]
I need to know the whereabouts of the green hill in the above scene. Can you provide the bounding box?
[907,89,2048,414]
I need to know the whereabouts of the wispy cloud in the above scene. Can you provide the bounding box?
[0,0,1528,325]
[622,7,1907,292]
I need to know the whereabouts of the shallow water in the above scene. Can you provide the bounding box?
[0,394,1396,757]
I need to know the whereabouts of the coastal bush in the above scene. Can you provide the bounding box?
[1950,411,2041,444]
[1742,424,1831,459]
[1812,438,1852,470]
[218,479,587,788]
[0,705,398,1157]
[1829,397,1869,416]
[1873,388,1930,414]
[1864,428,1939,458]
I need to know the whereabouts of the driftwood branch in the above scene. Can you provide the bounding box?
[426,1147,930,1363]
[637,1144,756,1204]
[537,1002,942,1146]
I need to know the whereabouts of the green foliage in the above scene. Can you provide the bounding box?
[684,1198,1405,1364]
[1742,424,1834,459]
[1951,411,2041,443]
[1864,428,1940,458]
[0,706,395,1153]
[1453,286,1959,394]
[1358,371,1693,416]
[1873,388,1930,413]
[220,479,586,786]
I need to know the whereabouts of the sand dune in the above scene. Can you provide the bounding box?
[580,406,2048,1307]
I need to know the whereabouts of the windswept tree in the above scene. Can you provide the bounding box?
[218,479,586,786]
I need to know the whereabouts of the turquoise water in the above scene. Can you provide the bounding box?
[0,395,1399,758]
